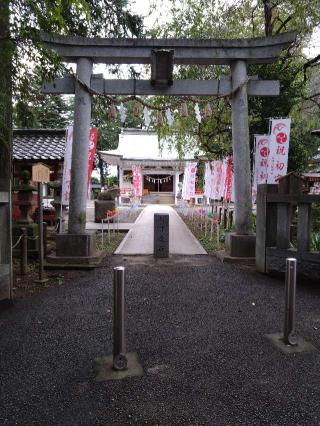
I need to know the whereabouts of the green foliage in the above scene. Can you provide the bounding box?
[106,176,118,187]
[311,232,320,251]
[312,206,320,233]
[91,97,143,151]
[9,0,144,130]
[150,0,320,170]
[91,176,100,184]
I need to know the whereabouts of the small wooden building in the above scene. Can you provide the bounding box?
[12,129,65,220]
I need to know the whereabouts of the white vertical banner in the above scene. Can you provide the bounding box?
[252,135,270,201]
[204,162,213,198]
[219,158,227,199]
[268,118,291,183]
[212,160,223,199]
[61,126,73,206]
[182,162,197,199]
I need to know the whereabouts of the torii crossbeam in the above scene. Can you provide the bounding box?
[41,31,297,261]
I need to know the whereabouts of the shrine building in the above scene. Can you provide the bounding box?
[99,129,198,205]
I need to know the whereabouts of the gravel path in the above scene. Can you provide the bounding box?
[1,256,320,425]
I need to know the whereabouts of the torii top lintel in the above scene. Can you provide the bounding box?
[40,31,297,65]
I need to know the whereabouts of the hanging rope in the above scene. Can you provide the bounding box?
[145,175,172,183]
[12,234,23,250]
[64,65,248,111]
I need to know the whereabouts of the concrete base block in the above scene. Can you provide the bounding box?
[94,352,143,381]
[265,333,317,354]
[225,232,256,258]
[56,233,96,257]
[0,264,10,301]
[216,250,255,264]
[45,251,104,270]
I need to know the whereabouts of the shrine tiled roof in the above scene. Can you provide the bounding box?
[13,129,66,161]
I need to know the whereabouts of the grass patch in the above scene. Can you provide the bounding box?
[181,216,226,254]
[96,232,126,254]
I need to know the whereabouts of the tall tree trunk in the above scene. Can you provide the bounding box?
[263,0,273,36]
[0,0,13,300]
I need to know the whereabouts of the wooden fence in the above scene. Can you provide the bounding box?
[256,184,320,279]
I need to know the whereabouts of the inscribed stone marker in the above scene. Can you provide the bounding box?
[154,213,169,258]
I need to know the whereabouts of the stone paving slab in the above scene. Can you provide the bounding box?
[115,205,207,255]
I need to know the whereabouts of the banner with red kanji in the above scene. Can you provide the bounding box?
[252,135,270,202]
[132,165,142,197]
[268,118,291,184]
[87,128,98,189]
[203,157,234,202]
[223,156,233,202]
[182,162,197,199]
[61,126,73,206]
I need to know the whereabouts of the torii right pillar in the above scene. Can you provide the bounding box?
[226,59,256,258]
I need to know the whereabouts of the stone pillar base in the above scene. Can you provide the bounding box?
[45,232,103,269]
[225,232,256,258]
[56,233,96,257]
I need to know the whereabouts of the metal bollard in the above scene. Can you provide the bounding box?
[20,228,28,275]
[283,258,297,345]
[113,266,128,371]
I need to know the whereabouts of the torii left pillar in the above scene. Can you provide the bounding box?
[225,59,255,258]
[55,58,98,261]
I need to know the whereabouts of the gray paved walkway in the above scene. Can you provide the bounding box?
[115,205,207,255]
[1,256,320,425]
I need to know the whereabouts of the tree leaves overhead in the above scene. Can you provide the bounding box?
[10,0,144,99]
[151,0,320,171]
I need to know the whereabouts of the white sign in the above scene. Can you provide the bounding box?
[182,162,197,199]
[61,126,73,206]
[268,118,291,184]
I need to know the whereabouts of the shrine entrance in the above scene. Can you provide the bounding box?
[143,175,174,194]
[41,31,297,261]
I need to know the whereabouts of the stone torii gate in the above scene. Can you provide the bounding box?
[41,31,296,261]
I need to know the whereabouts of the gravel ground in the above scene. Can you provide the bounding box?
[1,255,320,426]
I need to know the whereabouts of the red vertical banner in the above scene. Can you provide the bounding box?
[87,128,98,189]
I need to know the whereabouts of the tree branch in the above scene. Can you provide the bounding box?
[274,15,293,35]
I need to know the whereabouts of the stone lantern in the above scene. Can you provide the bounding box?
[12,169,39,257]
